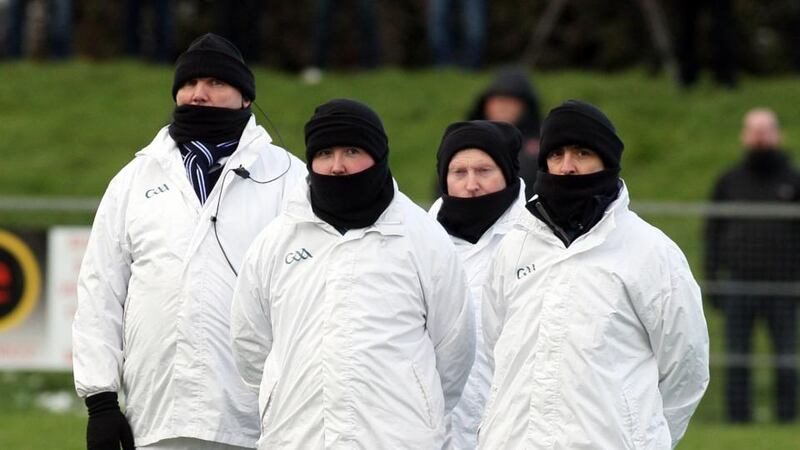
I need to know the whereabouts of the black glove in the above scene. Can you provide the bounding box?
[85,392,135,450]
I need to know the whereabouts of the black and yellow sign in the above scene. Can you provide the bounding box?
[0,230,42,332]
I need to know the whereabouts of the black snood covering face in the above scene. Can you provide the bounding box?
[530,168,620,242]
[308,161,395,231]
[168,105,251,144]
[438,179,520,244]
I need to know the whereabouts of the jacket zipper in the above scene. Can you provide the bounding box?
[533,201,571,245]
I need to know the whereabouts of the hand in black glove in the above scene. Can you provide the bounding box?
[85,392,135,450]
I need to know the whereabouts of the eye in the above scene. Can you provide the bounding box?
[210,78,226,86]
[346,147,363,156]
[547,149,564,159]
[316,149,332,158]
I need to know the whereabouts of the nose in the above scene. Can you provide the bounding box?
[558,153,578,175]
[465,172,481,196]
[190,83,209,105]
[330,152,347,175]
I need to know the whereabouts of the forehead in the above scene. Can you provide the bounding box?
[553,144,596,153]
[744,112,778,130]
[449,148,496,165]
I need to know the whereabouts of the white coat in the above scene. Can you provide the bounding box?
[230,181,475,449]
[428,181,527,450]
[478,183,709,450]
[73,116,307,448]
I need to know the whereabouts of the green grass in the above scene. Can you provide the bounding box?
[3,61,800,204]
[1,61,800,447]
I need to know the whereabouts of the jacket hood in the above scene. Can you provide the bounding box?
[468,67,542,139]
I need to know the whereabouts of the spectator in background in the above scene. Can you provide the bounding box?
[72,33,306,449]
[467,66,542,200]
[124,0,173,63]
[7,0,71,59]
[428,120,527,449]
[301,0,381,84]
[478,100,709,449]
[674,0,737,88]
[705,107,800,423]
[427,0,485,69]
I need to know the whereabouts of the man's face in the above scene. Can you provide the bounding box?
[175,77,250,109]
[741,110,781,151]
[311,146,375,175]
[446,148,507,198]
[484,95,525,124]
[546,145,605,175]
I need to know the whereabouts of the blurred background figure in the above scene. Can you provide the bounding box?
[704,107,799,423]
[427,0,485,69]
[7,0,71,59]
[301,0,381,84]
[124,0,173,63]
[674,0,737,88]
[467,66,542,199]
[213,0,263,63]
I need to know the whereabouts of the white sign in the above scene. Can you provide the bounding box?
[0,226,90,370]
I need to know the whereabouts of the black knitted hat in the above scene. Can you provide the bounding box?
[538,99,623,170]
[172,33,256,101]
[304,99,389,166]
[436,120,522,194]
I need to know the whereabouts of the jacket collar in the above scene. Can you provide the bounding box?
[137,115,267,171]
[285,178,405,237]
[519,179,630,252]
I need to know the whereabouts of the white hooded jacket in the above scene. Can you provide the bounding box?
[73,117,306,447]
[428,181,527,450]
[230,181,475,449]
[478,183,709,450]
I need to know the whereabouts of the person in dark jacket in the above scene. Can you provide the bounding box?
[705,107,800,423]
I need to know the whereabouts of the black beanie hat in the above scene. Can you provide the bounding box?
[538,99,623,170]
[436,120,521,195]
[172,33,256,101]
[304,99,389,166]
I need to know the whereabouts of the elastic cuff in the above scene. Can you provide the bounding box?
[85,392,119,416]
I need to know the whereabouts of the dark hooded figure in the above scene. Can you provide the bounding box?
[468,66,542,199]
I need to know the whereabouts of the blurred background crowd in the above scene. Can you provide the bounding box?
[2,0,800,83]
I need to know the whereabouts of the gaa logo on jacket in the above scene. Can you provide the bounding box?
[0,230,41,332]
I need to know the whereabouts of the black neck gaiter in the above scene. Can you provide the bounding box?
[168,105,251,144]
[309,162,395,231]
[529,169,620,244]
[437,180,520,244]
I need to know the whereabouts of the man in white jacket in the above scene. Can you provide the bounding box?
[72,33,306,450]
[230,98,475,449]
[478,100,709,449]
[428,120,528,449]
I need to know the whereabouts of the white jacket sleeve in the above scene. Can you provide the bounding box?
[73,173,132,398]
[425,239,475,413]
[230,232,274,390]
[642,242,710,448]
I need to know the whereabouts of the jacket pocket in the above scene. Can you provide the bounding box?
[258,375,279,435]
[410,361,438,429]
[620,383,645,450]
